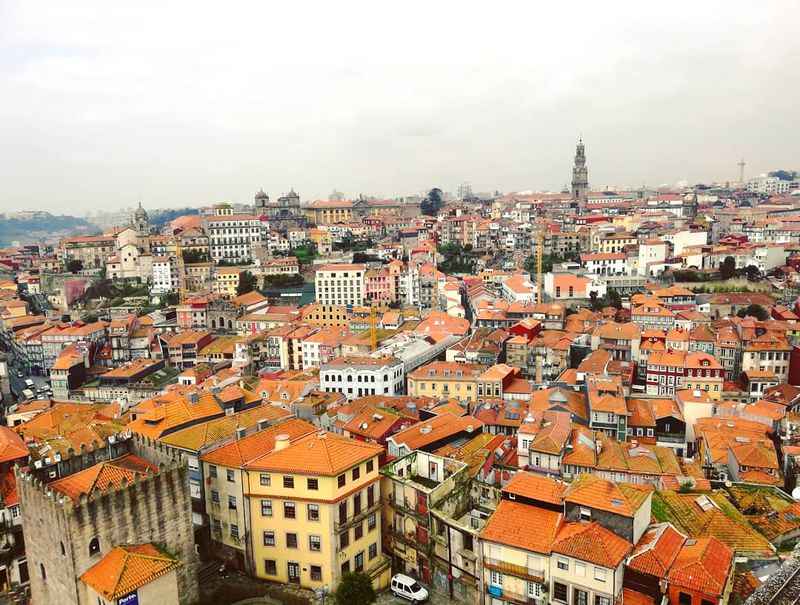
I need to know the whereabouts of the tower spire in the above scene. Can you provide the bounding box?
[571,138,589,206]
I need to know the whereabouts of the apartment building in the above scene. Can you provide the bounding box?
[200,419,316,569]
[381,451,470,588]
[406,361,484,403]
[213,267,242,297]
[206,213,264,262]
[314,264,366,307]
[152,256,180,294]
[320,356,405,399]
[244,431,388,590]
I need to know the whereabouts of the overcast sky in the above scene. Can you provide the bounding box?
[0,1,798,214]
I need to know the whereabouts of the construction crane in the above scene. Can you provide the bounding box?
[174,237,187,303]
[370,303,378,352]
[536,228,544,304]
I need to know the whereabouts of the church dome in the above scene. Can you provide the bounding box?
[255,188,268,199]
[134,201,148,220]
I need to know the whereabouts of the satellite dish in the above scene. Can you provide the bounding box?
[792,486,800,500]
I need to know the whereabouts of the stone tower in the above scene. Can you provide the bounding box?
[132,201,149,235]
[571,138,589,204]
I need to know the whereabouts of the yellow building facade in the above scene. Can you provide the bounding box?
[244,432,390,590]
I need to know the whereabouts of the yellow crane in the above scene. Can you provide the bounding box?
[370,303,378,352]
[536,228,544,304]
[174,237,187,303]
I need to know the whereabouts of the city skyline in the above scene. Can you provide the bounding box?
[1,2,799,213]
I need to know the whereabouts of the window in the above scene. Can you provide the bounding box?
[368,513,376,531]
[209,465,217,478]
[366,459,374,473]
[284,502,296,519]
[369,542,377,560]
[228,495,237,510]
[340,531,349,549]
[352,466,360,481]
[678,594,692,605]
[355,551,364,572]
[211,490,220,503]
[526,582,542,599]
[309,535,321,551]
[339,501,347,523]
[553,582,568,603]
[264,560,277,575]
[338,474,346,488]
[261,499,273,516]
[260,473,271,486]
[557,557,569,571]
[354,522,363,541]
[39,564,46,581]
[286,533,298,548]
[574,588,588,605]
[308,503,320,521]
[230,524,239,540]
[341,560,350,575]
[226,469,235,482]
[575,562,586,577]
[595,597,611,605]
[354,493,362,515]
[263,531,275,546]
[701,600,714,605]
[579,507,591,522]
[490,570,503,587]
[307,478,319,491]
[283,475,294,489]
[88,537,100,556]
[310,565,322,581]
[60,542,66,556]
[594,567,607,582]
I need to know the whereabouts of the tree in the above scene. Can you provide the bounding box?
[605,289,622,309]
[744,264,761,282]
[719,256,736,280]
[237,270,258,296]
[182,249,209,263]
[334,572,376,605]
[736,303,769,321]
[421,187,444,216]
[589,290,600,311]
[66,259,84,273]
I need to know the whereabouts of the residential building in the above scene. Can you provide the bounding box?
[315,264,366,307]
[320,356,405,400]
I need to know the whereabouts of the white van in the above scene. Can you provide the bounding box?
[391,574,428,603]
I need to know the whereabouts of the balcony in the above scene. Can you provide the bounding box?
[483,557,545,583]
[334,501,381,532]
[656,433,686,444]
[486,585,544,605]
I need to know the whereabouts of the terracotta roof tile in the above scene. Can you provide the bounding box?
[552,521,632,568]
[50,454,158,500]
[480,500,562,554]
[80,543,179,600]
[667,537,733,596]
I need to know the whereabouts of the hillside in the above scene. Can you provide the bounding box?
[0,212,98,246]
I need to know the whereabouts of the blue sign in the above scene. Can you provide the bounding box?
[488,585,503,597]
[118,591,139,605]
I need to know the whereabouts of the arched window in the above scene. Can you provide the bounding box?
[89,537,100,556]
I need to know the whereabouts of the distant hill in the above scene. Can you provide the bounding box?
[0,212,98,246]
[149,208,200,230]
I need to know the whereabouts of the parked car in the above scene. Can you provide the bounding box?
[391,574,428,603]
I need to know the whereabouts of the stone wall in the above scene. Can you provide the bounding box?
[563,502,633,542]
[18,434,199,605]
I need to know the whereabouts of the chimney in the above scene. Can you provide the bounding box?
[274,434,290,451]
